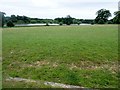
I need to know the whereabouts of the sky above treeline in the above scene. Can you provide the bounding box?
[0,0,119,19]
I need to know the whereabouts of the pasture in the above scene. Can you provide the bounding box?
[2,25,118,88]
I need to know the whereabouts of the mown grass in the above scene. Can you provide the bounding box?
[0,28,2,89]
[2,25,118,88]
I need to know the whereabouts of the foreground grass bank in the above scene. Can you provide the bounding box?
[2,25,118,88]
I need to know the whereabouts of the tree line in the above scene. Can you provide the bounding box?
[0,8,120,27]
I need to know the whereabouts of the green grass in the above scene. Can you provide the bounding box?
[0,62,2,89]
[0,28,2,89]
[2,25,118,88]
[2,80,53,88]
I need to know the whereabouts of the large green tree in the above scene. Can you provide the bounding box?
[113,11,120,24]
[95,9,111,24]
[65,15,74,25]
[54,15,74,25]
[10,15,17,23]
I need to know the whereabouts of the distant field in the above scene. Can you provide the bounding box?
[2,25,118,88]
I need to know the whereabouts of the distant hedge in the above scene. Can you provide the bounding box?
[7,21,14,27]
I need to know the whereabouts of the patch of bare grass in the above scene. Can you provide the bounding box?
[69,61,118,74]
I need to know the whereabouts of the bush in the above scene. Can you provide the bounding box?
[107,21,113,24]
[98,19,105,24]
[7,21,14,27]
[30,20,37,24]
[17,20,25,24]
[45,22,49,26]
[77,21,81,25]
[66,22,71,25]
[91,21,95,25]
[59,22,63,26]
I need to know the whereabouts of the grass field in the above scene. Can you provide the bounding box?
[0,28,2,89]
[2,25,118,88]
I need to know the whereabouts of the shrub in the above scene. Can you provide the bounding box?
[98,19,105,24]
[77,21,81,25]
[107,21,113,24]
[59,22,63,26]
[7,21,14,27]
[91,21,95,25]
[17,20,25,24]
[45,22,49,26]
[30,20,37,24]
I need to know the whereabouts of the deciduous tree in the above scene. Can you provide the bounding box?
[113,11,120,24]
[95,9,111,24]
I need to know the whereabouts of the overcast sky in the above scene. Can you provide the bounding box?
[0,0,119,19]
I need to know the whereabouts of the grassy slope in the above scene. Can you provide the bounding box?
[2,25,118,88]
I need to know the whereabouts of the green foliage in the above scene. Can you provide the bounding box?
[6,21,14,27]
[17,20,25,24]
[98,19,105,24]
[3,9,119,26]
[53,20,58,24]
[65,15,74,25]
[59,22,63,26]
[11,15,17,23]
[16,15,30,23]
[113,11,120,24]
[82,19,94,24]
[95,9,111,24]
[77,21,81,25]
[91,21,95,25]
[45,22,49,26]
[4,15,30,25]
[55,15,74,25]
[73,19,81,25]
[30,20,37,24]
[107,20,113,24]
